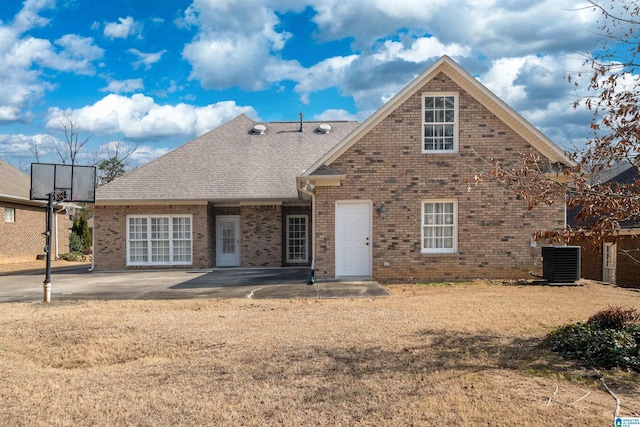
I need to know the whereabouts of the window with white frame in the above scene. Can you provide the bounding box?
[421,200,457,253]
[422,93,458,153]
[4,207,15,223]
[286,215,308,262]
[126,215,192,265]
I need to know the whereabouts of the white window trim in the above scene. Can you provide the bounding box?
[422,92,459,154]
[421,199,458,254]
[126,214,193,266]
[4,207,15,223]
[286,214,309,263]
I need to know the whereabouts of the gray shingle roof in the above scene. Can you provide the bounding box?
[0,161,30,200]
[97,114,359,203]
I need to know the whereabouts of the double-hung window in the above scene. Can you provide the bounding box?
[4,207,15,223]
[421,200,457,253]
[127,215,192,265]
[422,93,458,153]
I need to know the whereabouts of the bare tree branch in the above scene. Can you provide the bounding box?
[57,113,92,166]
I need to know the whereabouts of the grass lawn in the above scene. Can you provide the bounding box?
[1,280,638,426]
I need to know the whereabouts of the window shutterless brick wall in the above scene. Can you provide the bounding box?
[314,73,565,280]
[0,202,70,262]
[240,205,282,267]
[95,203,292,270]
[571,236,640,289]
[93,204,209,271]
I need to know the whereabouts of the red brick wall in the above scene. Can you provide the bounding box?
[570,237,602,282]
[616,237,640,288]
[240,205,282,267]
[314,72,565,280]
[95,203,295,270]
[572,236,640,289]
[0,201,70,263]
[93,204,209,271]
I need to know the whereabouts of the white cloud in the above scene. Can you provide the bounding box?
[181,0,291,90]
[301,0,595,55]
[129,145,171,166]
[10,0,54,33]
[313,108,362,122]
[0,1,104,123]
[477,53,595,148]
[128,48,166,70]
[374,37,470,63]
[100,79,144,93]
[103,16,141,39]
[45,94,257,140]
[0,133,62,159]
[0,106,22,123]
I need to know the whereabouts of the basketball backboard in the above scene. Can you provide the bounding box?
[30,163,96,203]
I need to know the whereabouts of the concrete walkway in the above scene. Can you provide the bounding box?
[0,267,389,303]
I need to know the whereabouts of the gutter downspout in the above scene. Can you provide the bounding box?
[90,223,94,272]
[55,210,59,259]
[298,180,316,285]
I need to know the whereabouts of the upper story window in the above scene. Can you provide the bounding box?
[4,207,15,223]
[422,93,458,153]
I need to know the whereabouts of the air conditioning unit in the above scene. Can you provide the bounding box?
[542,246,581,283]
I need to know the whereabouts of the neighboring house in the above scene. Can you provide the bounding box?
[94,56,572,280]
[0,161,70,263]
[570,161,640,289]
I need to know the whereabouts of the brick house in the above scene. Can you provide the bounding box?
[0,161,70,263]
[570,162,640,289]
[94,56,572,280]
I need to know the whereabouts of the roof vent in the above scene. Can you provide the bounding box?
[252,124,266,134]
[317,123,331,134]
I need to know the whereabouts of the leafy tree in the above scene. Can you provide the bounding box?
[482,0,640,247]
[97,138,136,185]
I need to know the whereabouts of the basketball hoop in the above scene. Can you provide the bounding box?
[64,205,76,217]
[30,163,96,302]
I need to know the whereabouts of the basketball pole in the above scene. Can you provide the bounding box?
[43,192,53,303]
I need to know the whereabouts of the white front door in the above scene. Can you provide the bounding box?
[335,201,372,276]
[216,216,240,267]
[603,241,616,284]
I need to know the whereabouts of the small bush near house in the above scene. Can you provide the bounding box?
[543,306,640,372]
[69,232,84,253]
[69,209,91,253]
[59,251,84,262]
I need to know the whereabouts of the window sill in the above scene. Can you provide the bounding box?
[420,251,458,257]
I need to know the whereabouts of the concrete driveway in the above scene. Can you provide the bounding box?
[0,267,389,303]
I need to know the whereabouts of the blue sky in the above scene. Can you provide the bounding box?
[0,0,606,171]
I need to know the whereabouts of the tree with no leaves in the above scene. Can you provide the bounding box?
[56,112,92,166]
[481,0,640,247]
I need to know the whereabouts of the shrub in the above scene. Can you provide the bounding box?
[70,209,91,252]
[588,306,640,329]
[69,231,83,253]
[59,251,84,262]
[543,307,640,372]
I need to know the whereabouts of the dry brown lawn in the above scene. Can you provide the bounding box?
[1,280,639,426]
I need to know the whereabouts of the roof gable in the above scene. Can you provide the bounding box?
[96,114,359,204]
[0,161,30,201]
[302,55,573,176]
